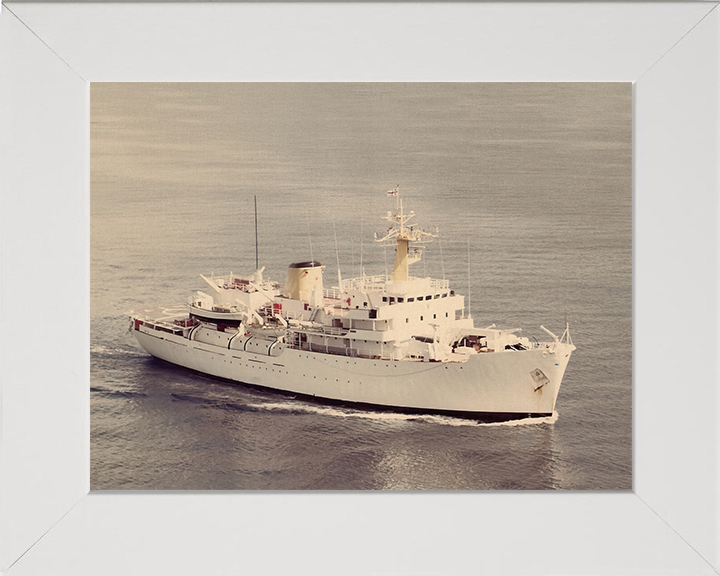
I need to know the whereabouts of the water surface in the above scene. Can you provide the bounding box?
[91,83,631,490]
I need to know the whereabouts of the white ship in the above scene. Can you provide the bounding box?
[129,190,575,422]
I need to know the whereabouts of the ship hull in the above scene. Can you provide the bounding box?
[132,322,573,420]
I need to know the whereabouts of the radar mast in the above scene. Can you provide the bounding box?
[374,187,437,281]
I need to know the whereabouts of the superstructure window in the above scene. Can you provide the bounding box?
[426,295,432,300]
[442,293,447,298]
[434,294,440,299]
[398,298,404,303]
[420,316,424,321]
[417,296,423,301]
[389,297,395,304]
[382,297,387,302]
[408,298,414,302]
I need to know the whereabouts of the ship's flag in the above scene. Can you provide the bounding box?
[387,188,398,196]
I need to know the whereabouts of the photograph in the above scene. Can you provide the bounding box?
[91,82,631,490]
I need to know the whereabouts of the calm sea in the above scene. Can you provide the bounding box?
[90,83,631,490]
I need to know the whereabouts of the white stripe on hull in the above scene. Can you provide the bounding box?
[133,325,572,416]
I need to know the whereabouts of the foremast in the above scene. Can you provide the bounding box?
[375,187,437,281]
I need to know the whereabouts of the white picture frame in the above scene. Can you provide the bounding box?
[1,2,718,574]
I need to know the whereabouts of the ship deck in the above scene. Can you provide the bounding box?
[131,305,188,324]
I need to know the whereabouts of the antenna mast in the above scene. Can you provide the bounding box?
[561,302,574,346]
[438,228,445,280]
[375,186,437,282]
[467,238,471,319]
[360,215,364,278]
[305,209,314,262]
[254,195,259,270]
[332,216,342,287]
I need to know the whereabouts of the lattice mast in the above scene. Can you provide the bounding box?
[375,187,437,281]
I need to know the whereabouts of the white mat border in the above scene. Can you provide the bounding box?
[0,3,718,574]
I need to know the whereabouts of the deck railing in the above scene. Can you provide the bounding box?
[284,339,393,361]
[323,288,343,300]
[340,275,451,292]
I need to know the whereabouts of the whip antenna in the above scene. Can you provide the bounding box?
[254,195,259,270]
[332,216,342,286]
[438,227,445,280]
[467,238,471,319]
[360,215,364,278]
[305,208,314,262]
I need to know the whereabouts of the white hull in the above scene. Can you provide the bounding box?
[128,193,575,420]
[133,322,573,419]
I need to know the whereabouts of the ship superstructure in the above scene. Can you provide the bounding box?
[129,190,575,421]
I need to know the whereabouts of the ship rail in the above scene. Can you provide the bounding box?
[427,278,451,290]
[286,324,351,337]
[528,339,554,350]
[341,275,451,292]
[323,288,343,300]
[284,339,394,361]
[321,325,349,336]
[131,312,196,336]
[341,275,387,291]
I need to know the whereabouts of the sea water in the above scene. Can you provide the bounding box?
[91,83,631,490]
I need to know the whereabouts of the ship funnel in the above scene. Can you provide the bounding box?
[284,261,325,305]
